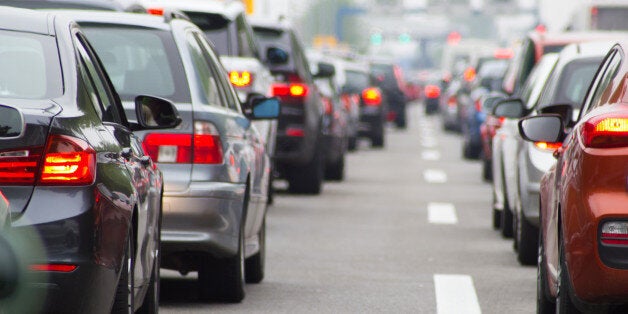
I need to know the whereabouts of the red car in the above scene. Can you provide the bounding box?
[520,40,628,313]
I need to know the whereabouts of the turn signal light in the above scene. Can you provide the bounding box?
[601,221,628,245]
[39,135,96,186]
[229,71,253,87]
[272,83,308,98]
[582,115,628,148]
[424,85,441,99]
[534,141,562,151]
[362,87,382,106]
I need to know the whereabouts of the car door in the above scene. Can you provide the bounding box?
[74,32,156,293]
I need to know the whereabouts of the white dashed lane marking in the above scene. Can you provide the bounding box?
[421,150,441,161]
[427,202,458,224]
[423,169,447,183]
[434,274,482,314]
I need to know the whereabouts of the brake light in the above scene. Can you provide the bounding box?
[341,95,351,110]
[286,127,305,137]
[475,99,482,112]
[30,264,77,272]
[272,83,308,98]
[146,7,164,15]
[581,115,628,148]
[0,148,41,185]
[322,98,333,115]
[229,71,253,87]
[463,67,476,82]
[448,96,457,107]
[601,221,628,245]
[424,85,441,99]
[362,88,382,106]
[39,135,96,186]
[534,142,562,151]
[143,121,223,164]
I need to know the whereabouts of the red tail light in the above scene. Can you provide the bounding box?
[39,135,96,185]
[286,127,305,137]
[146,7,164,15]
[447,96,457,107]
[341,95,351,111]
[30,264,77,272]
[143,121,223,164]
[0,135,96,186]
[475,99,482,112]
[534,142,562,151]
[229,71,253,87]
[362,88,382,106]
[322,98,333,115]
[463,67,476,82]
[424,85,441,99]
[581,115,628,148]
[272,83,308,98]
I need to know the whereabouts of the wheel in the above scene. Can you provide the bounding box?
[482,158,492,182]
[517,210,539,266]
[245,218,266,284]
[138,213,161,314]
[556,238,580,313]
[492,208,501,230]
[347,136,357,151]
[287,148,323,195]
[501,176,514,238]
[462,141,473,159]
[198,224,245,303]
[325,154,345,181]
[111,227,135,314]
[394,108,407,129]
[538,227,556,314]
[371,133,384,148]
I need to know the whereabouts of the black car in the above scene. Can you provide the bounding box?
[251,18,327,194]
[0,7,180,313]
[370,61,408,129]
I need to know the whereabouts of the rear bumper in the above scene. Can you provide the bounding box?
[161,181,246,260]
[358,107,384,136]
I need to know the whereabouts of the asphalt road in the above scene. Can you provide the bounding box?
[159,103,536,313]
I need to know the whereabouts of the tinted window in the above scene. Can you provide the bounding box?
[81,25,190,103]
[0,30,62,99]
[595,7,628,31]
[477,59,509,78]
[543,45,566,54]
[186,12,231,56]
[587,52,621,111]
[519,54,558,109]
[538,58,602,110]
[186,33,226,108]
[253,26,295,72]
[344,70,369,93]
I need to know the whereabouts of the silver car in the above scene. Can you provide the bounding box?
[74,11,279,302]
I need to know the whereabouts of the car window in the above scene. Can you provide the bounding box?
[0,30,62,99]
[583,50,622,114]
[235,15,254,58]
[538,58,602,110]
[81,25,190,103]
[186,12,231,56]
[193,32,241,112]
[75,34,124,125]
[518,53,558,109]
[343,70,369,93]
[186,32,227,108]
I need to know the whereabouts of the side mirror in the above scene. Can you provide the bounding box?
[266,47,289,65]
[314,62,335,78]
[493,98,525,119]
[133,95,182,130]
[518,114,565,143]
[481,95,506,113]
[243,93,280,120]
[538,103,574,127]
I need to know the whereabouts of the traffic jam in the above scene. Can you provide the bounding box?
[1,0,628,313]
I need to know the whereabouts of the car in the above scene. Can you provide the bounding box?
[370,61,408,129]
[494,41,609,265]
[0,0,145,11]
[0,7,181,312]
[306,56,349,181]
[491,53,559,238]
[518,39,628,313]
[68,10,279,302]
[147,0,280,203]
[478,92,507,182]
[250,17,328,194]
[567,1,628,32]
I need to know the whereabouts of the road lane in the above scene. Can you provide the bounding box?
[160,103,535,313]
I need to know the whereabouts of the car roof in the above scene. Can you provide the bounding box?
[143,0,244,20]
[558,41,615,63]
[0,6,52,35]
[249,16,291,31]
[52,9,172,30]
[0,0,126,11]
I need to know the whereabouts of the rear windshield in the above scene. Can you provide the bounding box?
[343,70,369,93]
[186,12,230,55]
[0,30,62,99]
[81,25,190,103]
[594,7,628,31]
[539,58,602,110]
[253,26,295,72]
[478,59,509,78]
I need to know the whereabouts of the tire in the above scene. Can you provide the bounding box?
[371,133,384,148]
[198,225,245,303]
[287,148,323,195]
[482,158,493,182]
[501,174,514,238]
[111,228,135,314]
[138,213,161,314]
[517,212,539,266]
[556,239,580,314]
[538,227,556,314]
[325,154,345,181]
[395,109,407,129]
[492,208,501,230]
[347,136,357,151]
[462,141,473,160]
[245,218,265,284]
